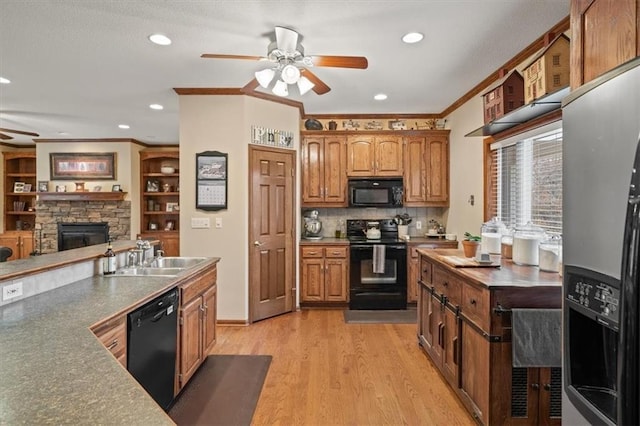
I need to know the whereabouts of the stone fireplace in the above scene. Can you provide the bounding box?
[36,199,131,254]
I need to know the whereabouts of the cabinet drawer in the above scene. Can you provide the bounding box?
[420,257,433,284]
[462,283,490,331]
[324,246,348,258]
[181,266,217,304]
[301,247,324,258]
[93,316,127,367]
[433,267,462,306]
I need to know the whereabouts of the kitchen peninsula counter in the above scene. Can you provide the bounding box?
[299,237,349,245]
[0,245,220,424]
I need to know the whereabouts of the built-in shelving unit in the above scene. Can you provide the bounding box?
[3,151,37,232]
[139,150,180,256]
[465,86,569,137]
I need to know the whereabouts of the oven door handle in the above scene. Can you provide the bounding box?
[350,245,406,251]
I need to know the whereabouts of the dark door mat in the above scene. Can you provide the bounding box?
[344,309,417,324]
[168,354,272,426]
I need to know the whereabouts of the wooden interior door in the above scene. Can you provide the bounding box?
[249,146,295,322]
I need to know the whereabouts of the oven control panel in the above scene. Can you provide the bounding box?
[565,266,620,324]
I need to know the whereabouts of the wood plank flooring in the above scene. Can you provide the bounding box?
[209,309,475,425]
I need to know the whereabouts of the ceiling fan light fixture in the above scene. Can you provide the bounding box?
[255,68,276,88]
[297,76,315,95]
[374,93,388,101]
[272,80,289,97]
[281,64,301,84]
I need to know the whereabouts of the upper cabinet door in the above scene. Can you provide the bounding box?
[346,135,375,176]
[404,136,427,205]
[301,136,325,204]
[425,135,449,205]
[375,136,403,176]
[323,136,347,204]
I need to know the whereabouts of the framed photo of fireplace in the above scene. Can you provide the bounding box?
[196,151,227,211]
[50,153,116,180]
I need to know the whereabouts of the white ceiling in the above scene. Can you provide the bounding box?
[0,0,569,146]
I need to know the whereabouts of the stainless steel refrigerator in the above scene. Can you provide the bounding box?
[562,58,640,425]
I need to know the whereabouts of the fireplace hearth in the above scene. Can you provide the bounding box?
[58,222,109,251]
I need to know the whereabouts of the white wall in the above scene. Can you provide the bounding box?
[445,95,486,238]
[178,95,299,321]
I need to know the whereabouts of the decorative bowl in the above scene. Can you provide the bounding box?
[160,166,175,174]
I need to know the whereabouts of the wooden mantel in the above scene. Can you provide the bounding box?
[37,192,128,202]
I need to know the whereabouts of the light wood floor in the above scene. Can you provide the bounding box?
[210,309,475,426]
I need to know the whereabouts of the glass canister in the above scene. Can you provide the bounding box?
[501,228,514,259]
[539,234,562,272]
[481,217,506,254]
[512,222,545,266]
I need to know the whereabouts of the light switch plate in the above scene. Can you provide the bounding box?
[191,218,210,229]
[215,217,223,229]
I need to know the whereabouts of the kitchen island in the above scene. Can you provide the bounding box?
[416,248,562,426]
[0,243,220,424]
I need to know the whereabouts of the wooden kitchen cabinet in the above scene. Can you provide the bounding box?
[91,316,127,368]
[178,265,217,391]
[403,131,450,206]
[346,134,403,177]
[417,249,562,426]
[139,150,180,256]
[0,232,34,260]
[3,151,37,234]
[407,240,457,303]
[570,0,640,89]
[300,244,349,304]
[301,135,347,207]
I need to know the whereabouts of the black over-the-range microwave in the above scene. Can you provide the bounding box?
[348,178,403,208]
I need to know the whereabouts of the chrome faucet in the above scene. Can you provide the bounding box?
[135,238,152,266]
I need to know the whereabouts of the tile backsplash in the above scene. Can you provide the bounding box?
[302,207,448,238]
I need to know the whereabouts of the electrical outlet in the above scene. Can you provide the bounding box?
[3,282,23,301]
[215,217,223,229]
[416,221,422,230]
[191,218,210,229]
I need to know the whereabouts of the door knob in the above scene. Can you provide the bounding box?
[254,241,264,247]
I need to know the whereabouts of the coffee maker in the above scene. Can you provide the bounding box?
[303,210,323,240]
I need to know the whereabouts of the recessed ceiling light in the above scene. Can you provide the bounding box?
[149,104,164,110]
[0,77,10,84]
[148,34,172,46]
[374,93,388,101]
[57,131,70,136]
[402,32,424,44]
[118,124,130,129]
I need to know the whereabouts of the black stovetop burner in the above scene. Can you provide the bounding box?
[346,219,403,244]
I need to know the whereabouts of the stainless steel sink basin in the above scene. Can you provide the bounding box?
[114,267,185,277]
[147,257,208,269]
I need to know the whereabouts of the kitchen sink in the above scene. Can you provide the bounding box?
[147,257,208,269]
[114,267,185,277]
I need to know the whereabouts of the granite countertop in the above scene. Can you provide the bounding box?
[299,236,457,246]
[417,248,562,289]
[299,237,349,245]
[0,240,143,282]
[0,256,220,424]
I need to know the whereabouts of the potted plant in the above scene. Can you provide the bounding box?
[462,232,481,257]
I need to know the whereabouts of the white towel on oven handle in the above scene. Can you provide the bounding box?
[373,244,386,274]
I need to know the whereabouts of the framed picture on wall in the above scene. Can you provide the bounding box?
[50,152,116,180]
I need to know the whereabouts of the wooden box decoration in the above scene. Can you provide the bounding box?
[481,70,524,124]
[523,33,570,104]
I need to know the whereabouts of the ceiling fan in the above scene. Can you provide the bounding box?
[201,26,368,97]
[0,127,39,140]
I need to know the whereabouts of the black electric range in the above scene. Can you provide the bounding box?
[346,219,407,310]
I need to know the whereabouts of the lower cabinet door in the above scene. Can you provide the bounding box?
[179,296,203,387]
[442,306,460,387]
[460,321,490,425]
[202,285,217,355]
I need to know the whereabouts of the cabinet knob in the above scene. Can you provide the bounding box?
[543,383,551,391]
[531,383,540,390]
[470,298,477,305]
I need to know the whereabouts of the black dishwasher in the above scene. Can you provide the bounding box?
[127,288,179,410]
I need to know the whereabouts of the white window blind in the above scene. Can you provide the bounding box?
[489,127,563,235]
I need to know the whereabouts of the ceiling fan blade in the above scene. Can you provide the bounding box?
[301,69,331,95]
[275,26,299,53]
[241,78,260,94]
[201,54,265,61]
[309,55,368,69]
[0,132,14,140]
[0,128,39,137]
